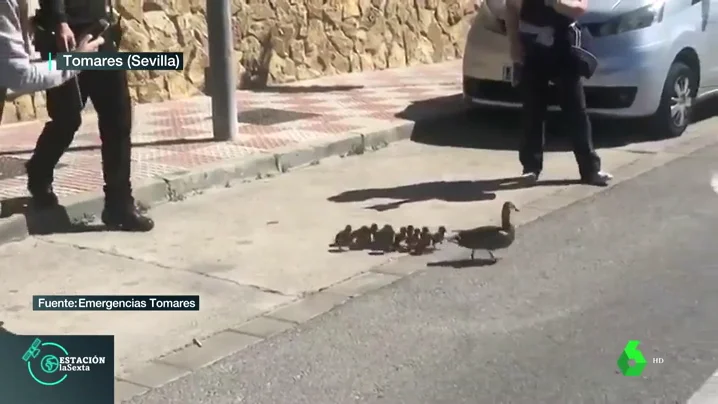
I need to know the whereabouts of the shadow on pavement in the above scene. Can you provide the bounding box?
[0,321,16,335]
[0,197,105,235]
[427,257,497,268]
[395,94,468,124]
[327,94,718,209]
[405,94,718,153]
[328,176,580,210]
[691,96,718,123]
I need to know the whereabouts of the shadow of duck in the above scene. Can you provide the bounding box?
[427,258,498,268]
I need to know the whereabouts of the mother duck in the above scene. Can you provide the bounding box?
[447,201,519,262]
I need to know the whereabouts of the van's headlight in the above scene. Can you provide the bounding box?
[478,0,507,34]
[595,3,665,36]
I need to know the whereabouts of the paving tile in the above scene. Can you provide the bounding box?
[236,136,298,151]
[149,150,233,168]
[189,143,263,159]
[0,61,462,203]
[300,123,364,134]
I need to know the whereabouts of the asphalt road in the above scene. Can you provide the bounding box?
[129,143,718,404]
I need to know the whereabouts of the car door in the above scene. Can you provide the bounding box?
[700,0,718,88]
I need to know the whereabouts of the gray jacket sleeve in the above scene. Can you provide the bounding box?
[0,0,79,94]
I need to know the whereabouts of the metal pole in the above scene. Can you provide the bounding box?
[206,0,237,141]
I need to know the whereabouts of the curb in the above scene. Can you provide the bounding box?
[0,117,435,246]
[687,369,718,404]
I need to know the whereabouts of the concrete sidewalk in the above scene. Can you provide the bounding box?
[0,61,465,244]
[0,113,716,402]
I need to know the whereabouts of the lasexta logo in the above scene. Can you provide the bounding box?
[617,340,648,377]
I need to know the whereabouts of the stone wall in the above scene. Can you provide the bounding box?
[1,0,476,124]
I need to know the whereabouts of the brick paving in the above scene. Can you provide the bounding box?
[0,61,462,200]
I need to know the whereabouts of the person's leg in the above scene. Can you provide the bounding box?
[26,76,87,207]
[84,70,153,231]
[0,88,6,118]
[553,53,611,185]
[519,45,550,180]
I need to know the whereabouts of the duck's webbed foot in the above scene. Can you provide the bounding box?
[488,251,498,263]
[470,250,475,260]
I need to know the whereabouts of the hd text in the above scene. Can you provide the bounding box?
[53,52,183,71]
[33,295,200,311]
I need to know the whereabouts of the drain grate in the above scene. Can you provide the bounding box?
[237,108,319,126]
[0,156,66,181]
[0,156,29,181]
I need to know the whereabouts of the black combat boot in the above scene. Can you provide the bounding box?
[580,171,613,186]
[25,161,59,209]
[101,188,154,232]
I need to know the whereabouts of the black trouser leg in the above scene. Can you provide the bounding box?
[554,59,601,177]
[28,76,87,183]
[85,70,153,231]
[84,70,134,206]
[519,48,550,175]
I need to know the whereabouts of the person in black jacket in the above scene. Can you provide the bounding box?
[26,0,154,231]
[505,0,612,186]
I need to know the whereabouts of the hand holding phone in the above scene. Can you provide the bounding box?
[83,19,110,41]
[75,19,109,53]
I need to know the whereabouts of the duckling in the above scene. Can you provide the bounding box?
[361,223,379,249]
[331,225,353,251]
[370,223,379,239]
[374,225,396,252]
[403,225,415,250]
[413,227,433,255]
[393,227,407,251]
[351,225,373,250]
[447,201,519,262]
[431,226,447,246]
[407,228,421,250]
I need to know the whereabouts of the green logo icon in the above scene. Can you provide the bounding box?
[617,340,647,377]
[21,338,69,386]
[40,355,60,373]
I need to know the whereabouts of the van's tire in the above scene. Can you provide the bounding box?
[649,61,697,139]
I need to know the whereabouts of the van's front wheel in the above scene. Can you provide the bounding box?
[649,61,696,138]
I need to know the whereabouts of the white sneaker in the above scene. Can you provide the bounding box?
[520,172,539,183]
[582,171,613,186]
